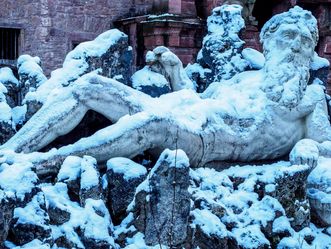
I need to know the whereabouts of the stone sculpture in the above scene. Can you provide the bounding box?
[224,0,257,25]
[0,7,330,179]
[190,4,249,91]
[132,46,194,97]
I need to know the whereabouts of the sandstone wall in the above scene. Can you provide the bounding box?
[0,0,137,76]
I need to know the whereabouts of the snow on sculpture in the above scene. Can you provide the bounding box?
[188,4,249,92]
[224,0,257,25]
[132,46,194,97]
[0,6,330,180]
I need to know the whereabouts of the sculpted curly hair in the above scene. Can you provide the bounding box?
[260,6,318,47]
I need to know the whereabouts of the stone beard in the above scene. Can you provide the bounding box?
[262,45,311,109]
[259,16,316,110]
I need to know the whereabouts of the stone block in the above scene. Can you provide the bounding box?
[169,0,182,14]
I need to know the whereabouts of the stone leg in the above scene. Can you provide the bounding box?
[1,88,88,153]
[158,50,194,91]
[149,46,194,91]
[1,75,152,153]
[35,113,204,178]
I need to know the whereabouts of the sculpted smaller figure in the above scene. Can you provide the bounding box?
[0,7,330,177]
[132,46,195,97]
[224,0,257,24]
[143,46,195,92]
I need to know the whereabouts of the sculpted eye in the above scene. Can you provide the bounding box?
[282,31,295,39]
[302,37,312,47]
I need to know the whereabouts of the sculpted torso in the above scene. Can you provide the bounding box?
[168,69,313,164]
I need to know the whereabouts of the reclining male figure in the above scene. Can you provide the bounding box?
[1,7,331,176]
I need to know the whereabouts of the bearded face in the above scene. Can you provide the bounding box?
[262,23,315,109]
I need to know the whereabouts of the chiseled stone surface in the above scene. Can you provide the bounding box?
[132,149,191,248]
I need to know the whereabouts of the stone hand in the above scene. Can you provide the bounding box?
[289,139,319,169]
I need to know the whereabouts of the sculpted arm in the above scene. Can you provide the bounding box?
[290,84,331,167]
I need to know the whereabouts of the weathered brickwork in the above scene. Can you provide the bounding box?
[0,0,137,75]
[306,2,331,91]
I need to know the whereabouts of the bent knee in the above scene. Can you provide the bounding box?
[160,51,181,66]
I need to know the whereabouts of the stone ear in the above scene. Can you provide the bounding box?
[261,37,271,53]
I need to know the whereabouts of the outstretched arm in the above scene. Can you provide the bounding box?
[305,98,331,142]
[290,85,331,168]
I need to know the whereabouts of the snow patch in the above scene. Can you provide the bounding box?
[0,162,37,200]
[311,52,330,70]
[242,48,265,69]
[11,239,50,249]
[57,156,82,182]
[107,157,147,181]
[191,209,227,237]
[0,67,19,86]
[0,101,12,123]
[11,105,27,128]
[132,66,169,89]
[80,156,99,190]
[13,192,48,229]
[158,149,190,169]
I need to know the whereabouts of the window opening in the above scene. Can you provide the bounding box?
[252,0,275,30]
[0,28,20,60]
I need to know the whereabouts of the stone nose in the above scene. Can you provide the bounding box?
[291,36,301,52]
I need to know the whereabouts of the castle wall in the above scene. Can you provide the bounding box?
[0,0,136,75]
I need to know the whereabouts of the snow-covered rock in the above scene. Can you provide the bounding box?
[126,149,191,247]
[0,67,19,87]
[0,161,39,201]
[0,191,16,246]
[24,29,132,109]
[11,192,52,246]
[0,97,16,145]
[0,161,41,247]
[0,67,19,108]
[106,157,147,223]
[42,183,115,249]
[16,54,46,105]
[131,66,171,97]
[189,161,312,247]
[17,55,47,90]
[79,156,102,206]
[57,156,82,202]
[0,68,17,144]
[242,48,265,70]
[307,157,331,226]
[11,105,27,129]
